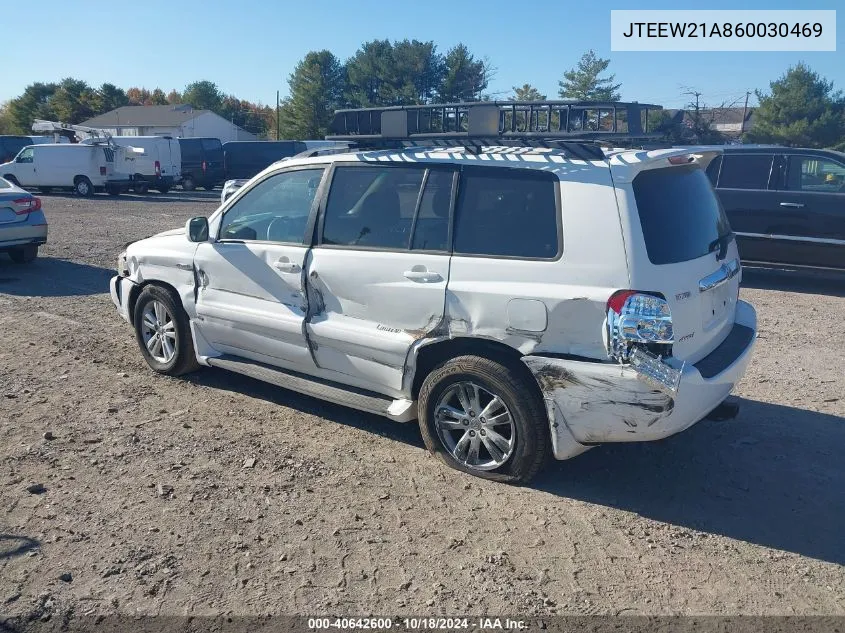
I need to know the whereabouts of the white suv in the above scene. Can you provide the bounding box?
[110,104,757,483]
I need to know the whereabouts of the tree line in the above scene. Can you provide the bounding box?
[0,79,275,137]
[1,41,843,149]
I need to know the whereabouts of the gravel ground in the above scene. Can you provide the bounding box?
[1,192,843,624]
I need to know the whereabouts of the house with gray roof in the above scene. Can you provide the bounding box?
[81,104,257,143]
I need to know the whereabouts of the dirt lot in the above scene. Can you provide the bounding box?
[1,192,844,623]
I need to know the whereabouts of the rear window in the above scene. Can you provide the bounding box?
[716,154,773,190]
[453,167,559,259]
[633,165,732,265]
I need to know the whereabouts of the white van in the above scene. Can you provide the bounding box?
[0,144,133,196]
[96,136,181,194]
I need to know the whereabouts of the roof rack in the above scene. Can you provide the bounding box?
[326,101,663,157]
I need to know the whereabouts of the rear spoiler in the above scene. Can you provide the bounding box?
[606,148,723,183]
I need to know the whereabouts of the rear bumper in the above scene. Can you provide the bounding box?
[0,216,48,250]
[110,275,136,323]
[523,300,758,459]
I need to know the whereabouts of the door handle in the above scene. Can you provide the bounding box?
[273,258,301,273]
[779,202,805,209]
[404,269,442,283]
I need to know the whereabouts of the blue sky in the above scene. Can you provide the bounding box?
[3,0,841,110]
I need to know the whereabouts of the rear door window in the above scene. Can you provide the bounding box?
[786,156,845,193]
[633,165,732,265]
[453,166,560,259]
[716,154,774,190]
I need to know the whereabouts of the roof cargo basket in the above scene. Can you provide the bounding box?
[326,101,664,150]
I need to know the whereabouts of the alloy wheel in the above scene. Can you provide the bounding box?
[434,381,516,471]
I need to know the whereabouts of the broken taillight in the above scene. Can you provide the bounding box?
[607,291,674,349]
[607,290,680,394]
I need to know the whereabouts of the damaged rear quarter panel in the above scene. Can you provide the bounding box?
[522,355,675,443]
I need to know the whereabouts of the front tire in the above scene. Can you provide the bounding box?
[133,285,200,376]
[134,182,149,194]
[417,355,550,484]
[9,245,38,264]
[74,176,94,197]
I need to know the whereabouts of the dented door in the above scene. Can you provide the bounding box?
[305,164,455,395]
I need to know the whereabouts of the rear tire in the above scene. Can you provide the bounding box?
[105,185,121,196]
[417,354,550,484]
[133,285,200,376]
[133,182,149,195]
[181,176,196,191]
[74,176,94,197]
[9,245,38,264]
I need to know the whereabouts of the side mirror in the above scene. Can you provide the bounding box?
[186,216,209,242]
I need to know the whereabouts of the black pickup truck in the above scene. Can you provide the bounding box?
[707,146,845,270]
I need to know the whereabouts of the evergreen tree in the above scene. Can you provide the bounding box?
[438,44,489,102]
[558,50,621,101]
[746,63,845,147]
[510,84,546,101]
[282,50,345,139]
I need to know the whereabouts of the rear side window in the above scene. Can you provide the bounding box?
[453,167,559,259]
[716,154,773,190]
[633,165,732,265]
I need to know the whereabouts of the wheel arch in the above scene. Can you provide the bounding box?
[408,337,541,401]
[127,279,181,327]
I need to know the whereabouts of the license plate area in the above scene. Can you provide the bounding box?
[702,282,733,330]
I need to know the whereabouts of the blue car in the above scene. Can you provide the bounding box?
[0,176,47,263]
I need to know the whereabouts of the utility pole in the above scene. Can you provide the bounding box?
[276,90,280,141]
[740,90,751,134]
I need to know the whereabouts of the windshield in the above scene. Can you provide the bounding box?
[633,165,732,265]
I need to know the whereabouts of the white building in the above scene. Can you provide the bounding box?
[81,105,257,143]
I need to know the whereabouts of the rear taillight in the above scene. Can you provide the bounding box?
[100,166,107,175]
[13,197,41,215]
[607,290,681,394]
[155,160,161,177]
[607,291,673,346]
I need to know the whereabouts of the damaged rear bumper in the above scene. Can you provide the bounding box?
[523,300,757,460]
[110,275,137,324]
